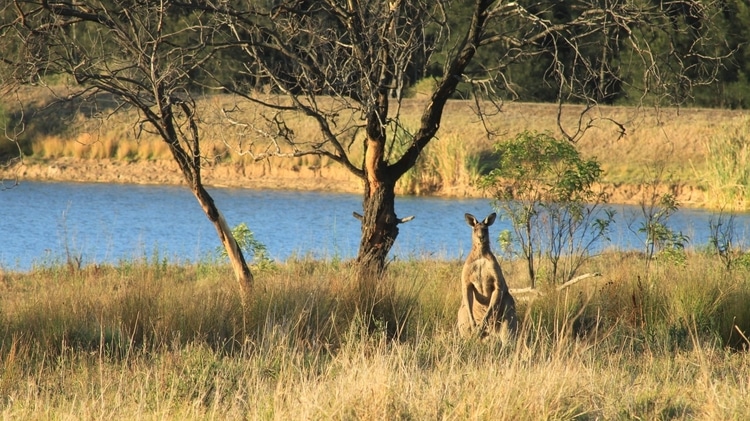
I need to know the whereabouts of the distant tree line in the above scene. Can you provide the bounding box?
[1,0,745,108]
[434,0,747,108]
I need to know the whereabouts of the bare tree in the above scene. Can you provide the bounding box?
[196,0,727,280]
[0,1,253,298]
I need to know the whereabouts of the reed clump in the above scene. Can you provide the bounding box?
[1,251,749,419]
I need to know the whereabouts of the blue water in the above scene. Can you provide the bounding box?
[1,181,749,271]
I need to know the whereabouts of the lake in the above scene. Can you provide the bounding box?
[2,181,749,271]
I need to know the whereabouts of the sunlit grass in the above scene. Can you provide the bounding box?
[5,86,750,207]
[1,251,749,419]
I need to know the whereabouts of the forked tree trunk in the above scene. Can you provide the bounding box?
[352,1,493,281]
[354,104,404,281]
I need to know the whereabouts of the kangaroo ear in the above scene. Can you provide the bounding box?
[465,213,478,227]
[484,213,497,226]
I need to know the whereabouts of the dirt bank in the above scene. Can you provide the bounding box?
[1,157,708,207]
[2,157,363,192]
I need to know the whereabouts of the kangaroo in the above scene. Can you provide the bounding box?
[457,212,518,339]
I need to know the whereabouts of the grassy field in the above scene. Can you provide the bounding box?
[3,86,750,207]
[1,251,749,420]
[4,88,750,419]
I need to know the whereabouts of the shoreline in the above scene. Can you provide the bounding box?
[2,156,711,208]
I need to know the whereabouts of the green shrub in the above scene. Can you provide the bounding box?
[479,130,614,287]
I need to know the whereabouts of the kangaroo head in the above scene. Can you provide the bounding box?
[465,212,496,249]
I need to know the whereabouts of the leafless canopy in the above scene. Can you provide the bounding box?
[195,0,730,161]
[0,0,728,179]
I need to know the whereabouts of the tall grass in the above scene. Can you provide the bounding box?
[396,132,487,195]
[702,117,750,209]
[1,252,749,419]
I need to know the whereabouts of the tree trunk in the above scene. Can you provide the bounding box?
[526,218,536,289]
[349,1,494,282]
[192,184,254,300]
[354,87,398,282]
[162,109,254,303]
[356,179,399,281]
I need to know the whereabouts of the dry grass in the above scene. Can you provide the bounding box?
[4,86,750,206]
[1,251,749,420]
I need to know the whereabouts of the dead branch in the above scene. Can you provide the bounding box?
[511,272,602,298]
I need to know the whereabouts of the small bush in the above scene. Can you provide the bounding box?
[480,130,614,287]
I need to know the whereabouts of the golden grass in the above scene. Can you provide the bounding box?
[29,95,748,174]
[1,252,749,419]
[6,86,750,206]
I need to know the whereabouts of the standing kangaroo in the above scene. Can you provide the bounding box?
[458,212,518,339]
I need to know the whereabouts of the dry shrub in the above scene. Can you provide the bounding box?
[701,118,750,208]
[87,135,117,159]
[32,136,65,158]
[65,138,88,158]
[204,141,230,164]
[69,133,115,159]
[136,139,171,160]
[114,140,138,160]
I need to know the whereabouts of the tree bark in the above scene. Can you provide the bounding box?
[356,178,399,281]
[193,185,253,300]
[355,81,397,281]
